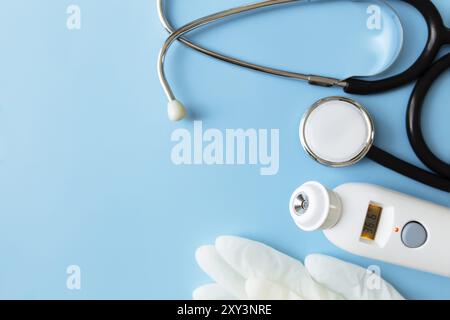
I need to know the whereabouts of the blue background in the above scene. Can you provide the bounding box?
[0,0,449,299]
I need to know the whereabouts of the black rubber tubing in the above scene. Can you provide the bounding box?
[368,147,450,192]
[446,27,450,45]
[367,54,450,193]
[407,53,450,181]
[345,0,447,95]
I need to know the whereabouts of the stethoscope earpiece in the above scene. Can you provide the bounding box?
[167,100,186,121]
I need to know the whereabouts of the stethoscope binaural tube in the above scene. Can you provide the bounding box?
[157,0,318,83]
[158,0,449,120]
[157,0,348,121]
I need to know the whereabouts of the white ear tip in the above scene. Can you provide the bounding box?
[167,100,186,121]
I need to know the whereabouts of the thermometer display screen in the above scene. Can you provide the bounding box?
[360,204,383,241]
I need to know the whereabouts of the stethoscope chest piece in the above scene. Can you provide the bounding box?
[300,97,375,167]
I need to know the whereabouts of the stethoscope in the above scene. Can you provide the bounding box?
[157,0,450,192]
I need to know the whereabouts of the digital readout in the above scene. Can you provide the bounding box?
[360,203,383,241]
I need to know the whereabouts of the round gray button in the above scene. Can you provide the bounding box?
[401,222,427,248]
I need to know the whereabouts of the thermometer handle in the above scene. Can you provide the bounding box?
[325,183,450,277]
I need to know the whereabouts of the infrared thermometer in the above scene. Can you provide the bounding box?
[289,181,450,277]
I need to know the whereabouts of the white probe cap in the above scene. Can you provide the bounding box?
[289,181,342,231]
[167,99,186,121]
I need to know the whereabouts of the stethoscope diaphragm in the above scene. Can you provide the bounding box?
[300,96,375,167]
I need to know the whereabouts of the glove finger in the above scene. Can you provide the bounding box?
[215,236,341,300]
[245,278,303,300]
[196,245,247,299]
[305,254,404,300]
[193,283,236,300]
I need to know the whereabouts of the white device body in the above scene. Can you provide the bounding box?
[290,182,450,277]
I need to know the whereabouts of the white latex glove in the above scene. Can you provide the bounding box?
[193,236,404,300]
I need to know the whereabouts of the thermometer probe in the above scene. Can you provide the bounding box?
[289,182,450,277]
